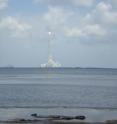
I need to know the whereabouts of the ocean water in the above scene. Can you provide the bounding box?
[0,68,117,109]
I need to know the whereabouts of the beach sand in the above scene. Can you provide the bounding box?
[0,108,117,124]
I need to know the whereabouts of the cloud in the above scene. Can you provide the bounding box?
[95,2,117,24]
[37,1,116,40]
[65,24,106,38]
[0,16,32,37]
[71,0,94,7]
[42,6,73,30]
[84,24,106,36]
[65,28,84,37]
[106,0,117,8]
[111,0,117,4]
[0,0,8,10]
[34,0,94,7]
[85,2,117,25]
[71,1,117,42]
[0,1,116,41]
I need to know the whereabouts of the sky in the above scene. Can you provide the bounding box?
[0,0,117,68]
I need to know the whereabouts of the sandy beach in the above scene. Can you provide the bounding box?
[0,108,117,124]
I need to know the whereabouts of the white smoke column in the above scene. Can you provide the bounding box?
[41,31,61,68]
[48,31,52,61]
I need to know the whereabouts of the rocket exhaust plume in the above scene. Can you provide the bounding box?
[41,31,61,68]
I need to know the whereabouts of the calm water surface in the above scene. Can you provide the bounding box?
[0,68,117,108]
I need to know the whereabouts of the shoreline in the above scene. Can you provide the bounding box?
[0,106,117,110]
[0,108,117,123]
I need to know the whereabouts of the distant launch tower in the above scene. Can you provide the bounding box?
[41,32,61,68]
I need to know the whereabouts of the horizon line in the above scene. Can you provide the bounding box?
[0,67,117,69]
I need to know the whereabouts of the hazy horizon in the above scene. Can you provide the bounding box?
[0,66,117,69]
